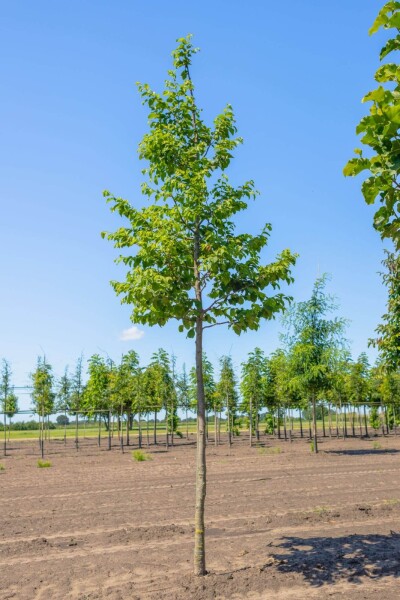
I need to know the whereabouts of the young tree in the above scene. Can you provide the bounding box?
[344,2,400,247]
[0,359,18,417]
[283,275,347,453]
[102,36,296,575]
[216,355,238,445]
[240,348,267,444]
[346,353,371,437]
[189,353,217,443]
[31,357,55,416]
[84,354,112,432]
[57,367,72,411]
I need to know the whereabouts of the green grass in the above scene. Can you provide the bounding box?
[37,459,52,468]
[372,441,382,450]
[0,464,5,471]
[131,449,152,462]
[258,446,281,455]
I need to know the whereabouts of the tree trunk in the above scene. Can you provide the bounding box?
[299,412,303,438]
[363,405,369,437]
[311,394,318,453]
[277,406,281,439]
[138,411,142,448]
[154,411,157,445]
[249,396,253,447]
[3,412,7,457]
[186,408,189,440]
[194,317,206,576]
[358,406,363,438]
[283,408,287,441]
[75,413,79,451]
[256,409,260,441]
[328,404,332,438]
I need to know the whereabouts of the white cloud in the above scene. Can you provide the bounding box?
[120,326,145,341]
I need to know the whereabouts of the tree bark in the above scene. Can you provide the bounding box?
[249,396,253,447]
[194,316,206,576]
[311,394,318,453]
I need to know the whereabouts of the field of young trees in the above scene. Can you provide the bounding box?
[1,1,400,597]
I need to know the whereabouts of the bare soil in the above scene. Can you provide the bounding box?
[1,434,400,599]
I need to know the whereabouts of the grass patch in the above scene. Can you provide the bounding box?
[258,446,281,455]
[372,441,382,450]
[0,464,5,471]
[37,459,52,468]
[131,449,152,462]
[383,498,400,506]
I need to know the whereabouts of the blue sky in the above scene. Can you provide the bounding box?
[0,1,389,405]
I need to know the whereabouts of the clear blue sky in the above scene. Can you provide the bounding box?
[0,0,389,405]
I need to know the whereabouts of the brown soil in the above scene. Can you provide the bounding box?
[1,434,400,599]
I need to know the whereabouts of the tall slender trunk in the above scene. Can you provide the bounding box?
[311,394,318,453]
[363,405,369,437]
[165,405,169,451]
[256,408,260,441]
[214,405,218,447]
[336,405,339,438]
[357,406,362,438]
[249,396,253,447]
[322,406,326,437]
[3,412,7,457]
[277,405,281,439]
[138,411,142,448]
[283,408,287,441]
[75,413,79,451]
[194,316,206,576]
[227,400,232,447]
[299,412,303,438]
[154,411,157,445]
[328,404,332,438]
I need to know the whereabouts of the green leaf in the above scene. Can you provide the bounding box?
[343,158,370,177]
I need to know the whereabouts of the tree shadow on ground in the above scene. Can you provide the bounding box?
[270,533,400,586]
[325,449,400,456]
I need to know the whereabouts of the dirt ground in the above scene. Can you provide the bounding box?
[1,434,400,599]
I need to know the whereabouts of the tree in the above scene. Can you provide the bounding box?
[346,353,371,437]
[370,251,400,371]
[283,275,347,453]
[189,353,217,443]
[31,357,55,416]
[56,414,70,426]
[0,359,18,418]
[102,36,296,575]
[240,348,268,444]
[84,354,111,427]
[344,2,400,247]
[57,367,72,412]
[216,355,238,445]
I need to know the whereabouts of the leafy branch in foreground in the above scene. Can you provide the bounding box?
[344,2,400,247]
